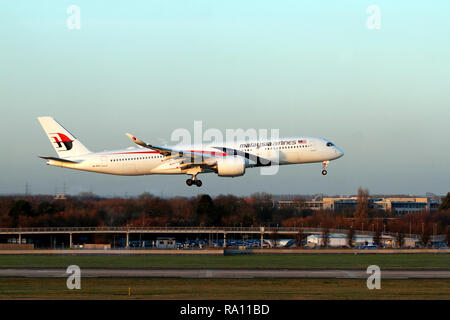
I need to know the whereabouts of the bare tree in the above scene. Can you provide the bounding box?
[355,187,369,224]
[397,232,404,248]
[321,227,330,248]
[373,229,381,247]
[439,193,450,211]
[421,227,430,248]
[271,229,279,248]
[296,230,306,248]
[347,228,354,248]
[446,227,450,247]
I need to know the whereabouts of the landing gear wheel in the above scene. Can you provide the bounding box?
[186,179,193,186]
[321,161,329,176]
[195,180,202,187]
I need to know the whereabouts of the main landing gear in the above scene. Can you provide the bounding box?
[186,178,202,187]
[322,161,329,176]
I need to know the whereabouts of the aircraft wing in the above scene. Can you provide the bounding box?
[126,133,276,167]
[211,146,277,167]
[125,133,225,164]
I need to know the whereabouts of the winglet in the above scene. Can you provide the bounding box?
[126,133,148,148]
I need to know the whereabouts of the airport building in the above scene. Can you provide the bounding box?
[275,200,323,211]
[273,196,441,215]
[371,197,441,214]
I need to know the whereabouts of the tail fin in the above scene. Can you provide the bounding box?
[37,116,91,158]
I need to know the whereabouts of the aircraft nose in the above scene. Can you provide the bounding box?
[335,147,344,158]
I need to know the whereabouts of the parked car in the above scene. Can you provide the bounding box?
[355,244,378,249]
[431,243,449,249]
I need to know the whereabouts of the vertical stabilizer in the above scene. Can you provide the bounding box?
[37,116,91,158]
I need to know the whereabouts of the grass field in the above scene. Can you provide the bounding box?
[0,254,449,269]
[1,254,448,300]
[1,278,449,300]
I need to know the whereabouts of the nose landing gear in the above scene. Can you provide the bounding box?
[322,161,329,175]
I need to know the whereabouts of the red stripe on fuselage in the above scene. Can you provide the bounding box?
[109,150,228,156]
[188,150,228,156]
[110,151,160,155]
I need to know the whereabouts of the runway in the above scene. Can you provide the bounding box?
[0,268,449,279]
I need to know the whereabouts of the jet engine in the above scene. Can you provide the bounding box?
[216,157,245,177]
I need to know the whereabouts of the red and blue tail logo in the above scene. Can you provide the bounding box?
[50,133,73,151]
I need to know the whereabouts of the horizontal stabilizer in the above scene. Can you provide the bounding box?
[39,156,81,164]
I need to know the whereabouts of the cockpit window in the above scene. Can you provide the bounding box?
[326,142,334,147]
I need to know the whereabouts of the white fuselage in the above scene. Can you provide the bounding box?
[44,136,344,176]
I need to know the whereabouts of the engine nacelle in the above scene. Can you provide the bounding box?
[216,157,246,177]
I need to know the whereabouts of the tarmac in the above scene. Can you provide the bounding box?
[0,268,449,279]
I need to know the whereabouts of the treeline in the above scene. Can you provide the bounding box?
[0,192,278,228]
[0,191,449,237]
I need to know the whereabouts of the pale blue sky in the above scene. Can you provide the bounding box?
[1,1,449,197]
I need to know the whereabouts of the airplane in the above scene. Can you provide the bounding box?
[37,116,344,187]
